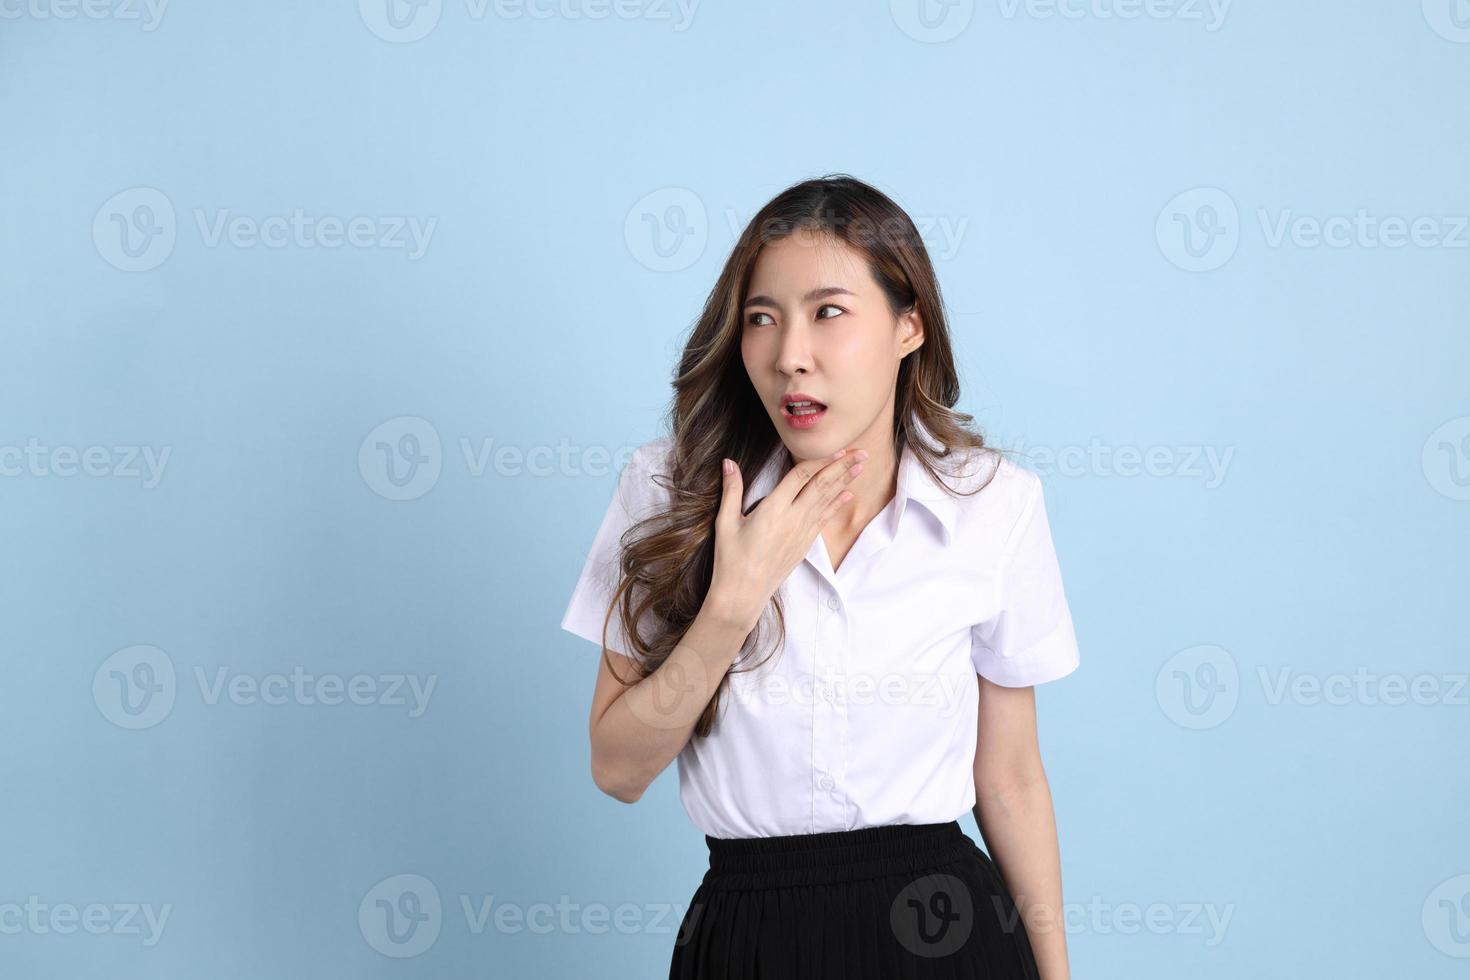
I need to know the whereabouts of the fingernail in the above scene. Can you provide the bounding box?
[723,459,733,475]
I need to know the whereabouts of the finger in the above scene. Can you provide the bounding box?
[715,457,744,530]
[817,486,858,526]
[772,447,856,506]
[794,452,864,516]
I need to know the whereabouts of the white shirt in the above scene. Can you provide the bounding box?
[560,417,1081,839]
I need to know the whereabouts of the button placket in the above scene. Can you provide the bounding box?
[830,590,850,825]
[810,585,849,827]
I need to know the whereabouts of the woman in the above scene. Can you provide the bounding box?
[560,174,1080,979]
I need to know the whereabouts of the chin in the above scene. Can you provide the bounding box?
[782,433,842,461]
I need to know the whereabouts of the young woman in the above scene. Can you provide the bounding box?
[560,174,1080,979]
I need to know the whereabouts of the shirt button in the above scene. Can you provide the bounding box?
[817,775,834,791]
[825,596,840,611]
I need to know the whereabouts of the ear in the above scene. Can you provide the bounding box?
[900,307,924,356]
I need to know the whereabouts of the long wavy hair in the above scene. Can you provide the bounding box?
[599,173,1014,738]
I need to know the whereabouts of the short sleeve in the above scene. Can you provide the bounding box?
[970,473,1081,687]
[559,441,668,657]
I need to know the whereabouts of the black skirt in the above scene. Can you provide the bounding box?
[668,820,1041,979]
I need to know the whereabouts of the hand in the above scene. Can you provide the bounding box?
[708,447,868,630]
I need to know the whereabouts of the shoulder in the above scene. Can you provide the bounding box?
[626,435,674,482]
[615,435,675,514]
[991,452,1043,504]
[941,446,1044,537]
[946,445,1040,500]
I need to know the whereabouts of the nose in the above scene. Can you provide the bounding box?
[774,321,813,377]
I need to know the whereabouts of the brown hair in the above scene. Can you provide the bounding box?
[598,173,1014,737]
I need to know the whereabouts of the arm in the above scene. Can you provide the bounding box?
[971,674,1071,980]
[588,592,755,803]
[584,449,864,804]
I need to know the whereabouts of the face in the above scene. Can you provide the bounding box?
[740,229,923,461]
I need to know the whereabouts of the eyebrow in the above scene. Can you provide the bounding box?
[743,286,856,310]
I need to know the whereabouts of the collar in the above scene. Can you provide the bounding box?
[743,417,958,546]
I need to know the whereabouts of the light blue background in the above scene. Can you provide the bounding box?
[2,1,1467,976]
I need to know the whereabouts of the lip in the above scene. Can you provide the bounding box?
[781,392,828,430]
[780,391,827,410]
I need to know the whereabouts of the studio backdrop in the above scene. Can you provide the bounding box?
[1,2,1466,977]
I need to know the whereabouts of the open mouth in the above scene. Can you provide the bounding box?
[783,399,827,417]
[781,397,828,428]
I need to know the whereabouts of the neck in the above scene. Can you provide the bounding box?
[830,416,900,532]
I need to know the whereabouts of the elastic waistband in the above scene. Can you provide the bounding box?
[704,821,970,877]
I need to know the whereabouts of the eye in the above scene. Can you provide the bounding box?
[816,304,845,320]
[747,311,774,327]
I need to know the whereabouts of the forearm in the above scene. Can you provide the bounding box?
[972,774,1071,980]
[589,594,755,801]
